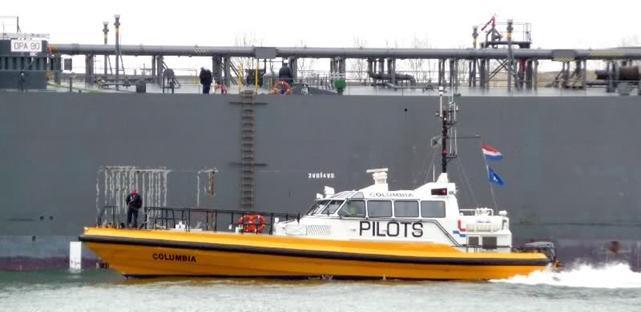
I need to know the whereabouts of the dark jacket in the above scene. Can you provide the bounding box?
[126,192,143,210]
[199,69,213,85]
[278,65,293,83]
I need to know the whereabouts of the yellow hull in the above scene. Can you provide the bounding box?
[80,227,549,280]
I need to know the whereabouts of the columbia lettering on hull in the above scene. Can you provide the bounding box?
[152,253,197,263]
[2,93,641,270]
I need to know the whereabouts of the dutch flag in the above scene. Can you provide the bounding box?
[481,144,503,161]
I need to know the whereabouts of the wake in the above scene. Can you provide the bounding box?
[491,262,641,289]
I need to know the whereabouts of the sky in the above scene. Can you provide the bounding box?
[3,0,640,73]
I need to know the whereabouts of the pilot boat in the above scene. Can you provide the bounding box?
[80,89,555,280]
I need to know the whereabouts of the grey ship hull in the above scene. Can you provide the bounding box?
[1,93,640,270]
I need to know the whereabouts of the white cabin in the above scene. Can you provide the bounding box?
[273,168,512,253]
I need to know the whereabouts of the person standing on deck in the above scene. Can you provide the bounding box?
[126,190,143,228]
[199,67,213,94]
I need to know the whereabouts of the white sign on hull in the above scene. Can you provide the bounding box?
[10,39,42,53]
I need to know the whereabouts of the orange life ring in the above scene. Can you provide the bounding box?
[272,80,292,95]
[237,213,266,233]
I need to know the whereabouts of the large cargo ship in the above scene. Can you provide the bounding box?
[1,17,641,271]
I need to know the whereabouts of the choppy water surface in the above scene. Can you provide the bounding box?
[1,262,641,312]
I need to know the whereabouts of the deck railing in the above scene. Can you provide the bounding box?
[97,205,301,235]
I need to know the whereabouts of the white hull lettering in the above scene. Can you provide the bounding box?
[368,192,413,198]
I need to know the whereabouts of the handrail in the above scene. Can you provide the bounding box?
[97,205,301,234]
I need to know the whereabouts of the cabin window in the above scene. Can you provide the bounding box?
[367,200,392,218]
[420,201,446,218]
[468,236,479,247]
[482,236,497,250]
[394,201,419,218]
[307,200,329,215]
[320,200,344,215]
[308,200,344,215]
[338,200,366,218]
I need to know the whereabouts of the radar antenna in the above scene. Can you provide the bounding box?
[438,86,458,174]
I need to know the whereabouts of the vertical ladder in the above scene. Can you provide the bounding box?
[239,93,256,210]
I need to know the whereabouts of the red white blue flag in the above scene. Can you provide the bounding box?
[481,144,503,161]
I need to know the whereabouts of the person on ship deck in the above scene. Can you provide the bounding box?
[199,67,213,94]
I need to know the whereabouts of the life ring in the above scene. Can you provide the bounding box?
[272,80,292,95]
[237,213,266,233]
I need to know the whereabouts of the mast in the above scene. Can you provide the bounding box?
[438,86,458,174]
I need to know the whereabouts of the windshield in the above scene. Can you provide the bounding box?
[307,200,330,215]
[306,200,345,216]
[319,200,344,215]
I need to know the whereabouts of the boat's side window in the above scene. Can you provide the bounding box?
[420,201,446,218]
[482,236,497,250]
[337,200,365,218]
[468,236,480,247]
[367,200,392,218]
[394,201,419,218]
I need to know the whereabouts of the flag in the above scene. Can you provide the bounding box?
[488,167,505,187]
[430,135,441,148]
[481,144,503,161]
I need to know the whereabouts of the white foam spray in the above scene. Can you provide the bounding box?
[492,262,641,289]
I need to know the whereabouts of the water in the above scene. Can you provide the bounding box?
[1,262,640,312]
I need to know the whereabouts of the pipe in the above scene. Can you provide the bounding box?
[102,21,108,77]
[367,67,416,85]
[595,66,640,81]
[114,15,120,90]
[47,44,641,60]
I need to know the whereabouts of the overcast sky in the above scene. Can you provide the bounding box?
[4,0,639,48]
[3,0,639,73]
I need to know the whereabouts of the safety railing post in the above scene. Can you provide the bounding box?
[230,212,235,232]
[188,208,191,231]
[213,211,218,231]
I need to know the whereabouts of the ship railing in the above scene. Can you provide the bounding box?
[98,205,300,235]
